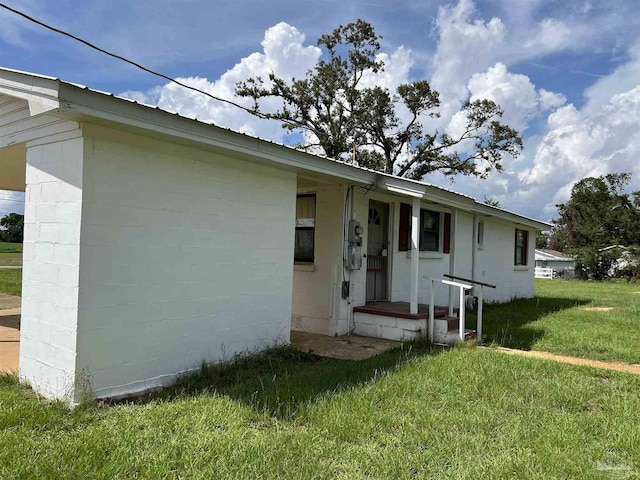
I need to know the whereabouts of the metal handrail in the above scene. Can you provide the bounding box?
[428,276,489,343]
[443,274,496,289]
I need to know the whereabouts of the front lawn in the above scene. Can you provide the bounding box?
[0,242,22,267]
[481,279,640,364]
[1,346,638,479]
[0,268,21,297]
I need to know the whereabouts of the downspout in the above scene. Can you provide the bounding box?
[472,214,477,284]
[448,209,457,312]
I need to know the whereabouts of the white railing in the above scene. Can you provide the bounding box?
[428,275,494,343]
[534,267,555,279]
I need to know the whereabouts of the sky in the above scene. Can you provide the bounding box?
[0,0,639,222]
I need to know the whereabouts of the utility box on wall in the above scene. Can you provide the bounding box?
[347,219,363,270]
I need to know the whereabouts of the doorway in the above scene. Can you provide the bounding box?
[366,200,389,301]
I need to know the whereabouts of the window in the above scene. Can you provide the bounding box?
[420,210,440,251]
[398,204,451,253]
[514,229,528,265]
[477,221,484,248]
[295,194,316,263]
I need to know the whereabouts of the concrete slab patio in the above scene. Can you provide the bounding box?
[290,331,401,361]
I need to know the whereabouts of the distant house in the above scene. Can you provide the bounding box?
[535,249,576,278]
[0,67,550,402]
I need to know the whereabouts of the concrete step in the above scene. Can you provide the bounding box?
[438,316,460,331]
[432,328,477,346]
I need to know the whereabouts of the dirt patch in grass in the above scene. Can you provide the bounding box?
[582,306,614,312]
[490,347,640,375]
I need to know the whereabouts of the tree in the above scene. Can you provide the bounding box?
[482,196,501,207]
[0,213,24,243]
[535,232,549,249]
[550,173,640,280]
[236,20,522,180]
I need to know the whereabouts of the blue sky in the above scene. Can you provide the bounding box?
[1,0,639,221]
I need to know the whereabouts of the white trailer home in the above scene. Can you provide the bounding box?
[0,68,549,402]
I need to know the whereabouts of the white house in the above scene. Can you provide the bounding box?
[0,68,549,403]
[534,249,576,278]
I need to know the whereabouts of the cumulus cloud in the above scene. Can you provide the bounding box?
[121,22,321,141]
[520,85,640,217]
[431,0,506,114]
[467,62,565,131]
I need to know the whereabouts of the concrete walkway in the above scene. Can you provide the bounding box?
[487,346,640,375]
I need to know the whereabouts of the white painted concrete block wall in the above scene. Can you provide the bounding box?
[474,219,534,302]
[19,136,84,400]
[291,185,346,335]
[75,127,296,399]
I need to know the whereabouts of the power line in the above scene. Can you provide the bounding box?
[0,3,268,119]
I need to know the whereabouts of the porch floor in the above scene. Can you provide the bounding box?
[353,301,449,320]
[290,331,401,361]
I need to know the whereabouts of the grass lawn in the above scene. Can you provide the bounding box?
[0,268,21,296]
[479,279,640,365]
[1,345,639,479]
[0,242,22,267]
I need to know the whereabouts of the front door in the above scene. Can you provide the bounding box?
[366,200,389,301]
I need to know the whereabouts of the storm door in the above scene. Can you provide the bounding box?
[366,200,390,301]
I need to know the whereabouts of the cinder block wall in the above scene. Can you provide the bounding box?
[20,135,84,400]
[76,126,296,399]
[475,219,535,302]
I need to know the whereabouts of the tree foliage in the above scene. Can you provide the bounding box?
[235,20,522,180]
[0,213,24,243]
[550,173,640,280]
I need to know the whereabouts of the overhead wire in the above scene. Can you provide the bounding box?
[0,3,269,119]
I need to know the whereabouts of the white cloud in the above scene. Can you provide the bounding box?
[520,84,640,218]
[431,0,506,113]
[360,47,414,91]
[527,18,573,51]
[467,62,566,131]
[121,22,321,141]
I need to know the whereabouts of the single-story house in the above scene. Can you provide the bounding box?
[534,249,576,278]
[0,68,550,403]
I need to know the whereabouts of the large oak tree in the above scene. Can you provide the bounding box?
[235,20,522,180]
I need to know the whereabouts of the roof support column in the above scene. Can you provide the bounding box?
[410,196,420,315]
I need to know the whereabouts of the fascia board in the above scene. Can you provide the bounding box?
[472,202,551,230]
[0,69,60,114]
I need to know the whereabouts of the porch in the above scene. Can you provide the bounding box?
[353,301,468,343]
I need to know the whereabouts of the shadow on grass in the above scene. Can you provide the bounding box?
[111,341,444,419]
[470,296,590,351]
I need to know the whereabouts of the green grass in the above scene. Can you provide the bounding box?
[0,268,21,296]
[0,242,22,267]
[479,279,640,364]
[1,345,639,479]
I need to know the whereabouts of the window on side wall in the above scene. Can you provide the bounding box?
[477,221,485,248]
[514,228,528,265]
[295,194,316,263]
